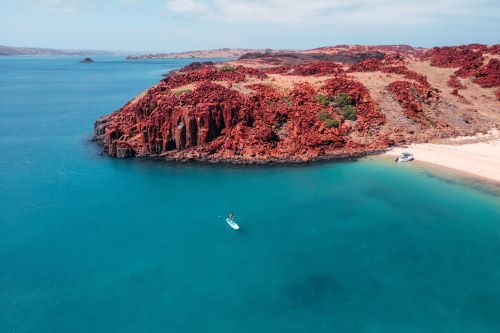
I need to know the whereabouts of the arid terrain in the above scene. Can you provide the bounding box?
[95,44,499,164]
[126,48,289,59]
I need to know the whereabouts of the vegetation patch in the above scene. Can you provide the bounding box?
[315,94,332,106]
[317,109,330,121]
[316,92,357,121]
[280,96,293,106]
[341,104,357,121]
[317,109,339,128]
[333,93,352,107]
[220,65,235,72]
[324,118,339,128]
[172,88,192,97]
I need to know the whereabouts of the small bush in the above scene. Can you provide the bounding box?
[317,110,330,121]
[317,110,339,128]
[173,89,191,97]
[275,120,287,131]
[342,104,357,120]
[220,65,235,72]
[333,93,352,107]
[280,96,293,106]
[315,94,331,106]
[266,100,278,107]
[324,118,339,128]
[408,84,419,97]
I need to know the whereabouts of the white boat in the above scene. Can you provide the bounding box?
[395,152,414,162]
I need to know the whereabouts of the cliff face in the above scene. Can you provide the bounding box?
[95,44,500,163]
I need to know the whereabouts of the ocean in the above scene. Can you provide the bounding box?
[1,56,499,332]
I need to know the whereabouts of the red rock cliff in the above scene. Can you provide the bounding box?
[94,45,499,163]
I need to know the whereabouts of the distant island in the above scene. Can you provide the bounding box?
[95,44,499,166]
[126,48,291,59]
[80,57,94,63]
[0,44,116,56]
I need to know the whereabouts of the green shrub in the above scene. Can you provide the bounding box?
[317,110,330,121]
[324,118,339,128]
[220,65,235,72]
[342,104,357,121]
[333,93,352,107]
[315,94,331,106]
[317,110,339,128]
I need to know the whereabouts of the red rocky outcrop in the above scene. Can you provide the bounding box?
[266,61,345,76]
[321,77,385,132]
[422,44,500,89]
[423,45,484,69]
[473,58,500,88]
[95,64,391,163]
[387,81,433,123]
[95,46,495,163]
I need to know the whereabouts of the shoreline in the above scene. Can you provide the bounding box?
[384,129,500,184]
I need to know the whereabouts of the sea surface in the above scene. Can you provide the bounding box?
[1,56,499,333]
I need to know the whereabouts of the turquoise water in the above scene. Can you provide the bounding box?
[1,56,499,333]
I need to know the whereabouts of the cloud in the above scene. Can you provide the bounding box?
[165,0,210,14]
[164,0,498,25]
[22,0,82,13]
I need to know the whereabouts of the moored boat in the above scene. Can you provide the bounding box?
[395,152,414,162]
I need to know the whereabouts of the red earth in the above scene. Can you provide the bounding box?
[95,44,500,163]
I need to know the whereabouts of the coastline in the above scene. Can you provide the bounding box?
[384,129,500,184]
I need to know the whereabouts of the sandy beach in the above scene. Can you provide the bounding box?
[385,129,500,183]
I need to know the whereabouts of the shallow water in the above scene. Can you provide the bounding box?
[1,56,499,333]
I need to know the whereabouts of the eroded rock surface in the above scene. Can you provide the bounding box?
[95,44,499,163]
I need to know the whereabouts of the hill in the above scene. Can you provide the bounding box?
[94,44,500,163]
[0,44,116,56]
[126,48,290,59]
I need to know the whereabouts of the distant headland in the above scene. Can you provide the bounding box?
[0,44,117,56]
[126,48,291,59]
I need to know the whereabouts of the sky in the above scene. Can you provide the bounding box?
[1,0,499,52]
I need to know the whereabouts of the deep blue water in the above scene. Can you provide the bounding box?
[1,56,499,333]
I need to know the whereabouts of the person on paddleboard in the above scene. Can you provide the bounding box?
[229,212,234,221]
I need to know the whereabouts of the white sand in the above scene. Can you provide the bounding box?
[385,129,500,183]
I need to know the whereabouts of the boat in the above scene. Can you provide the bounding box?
[395,152,414,162]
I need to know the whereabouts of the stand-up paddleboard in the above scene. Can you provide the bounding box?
[226,218,240,230]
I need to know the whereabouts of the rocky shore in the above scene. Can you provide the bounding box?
[95,44,499,164]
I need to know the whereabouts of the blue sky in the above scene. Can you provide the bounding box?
[1,0,499,52]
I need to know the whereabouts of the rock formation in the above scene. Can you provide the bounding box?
[95,44,499,163]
